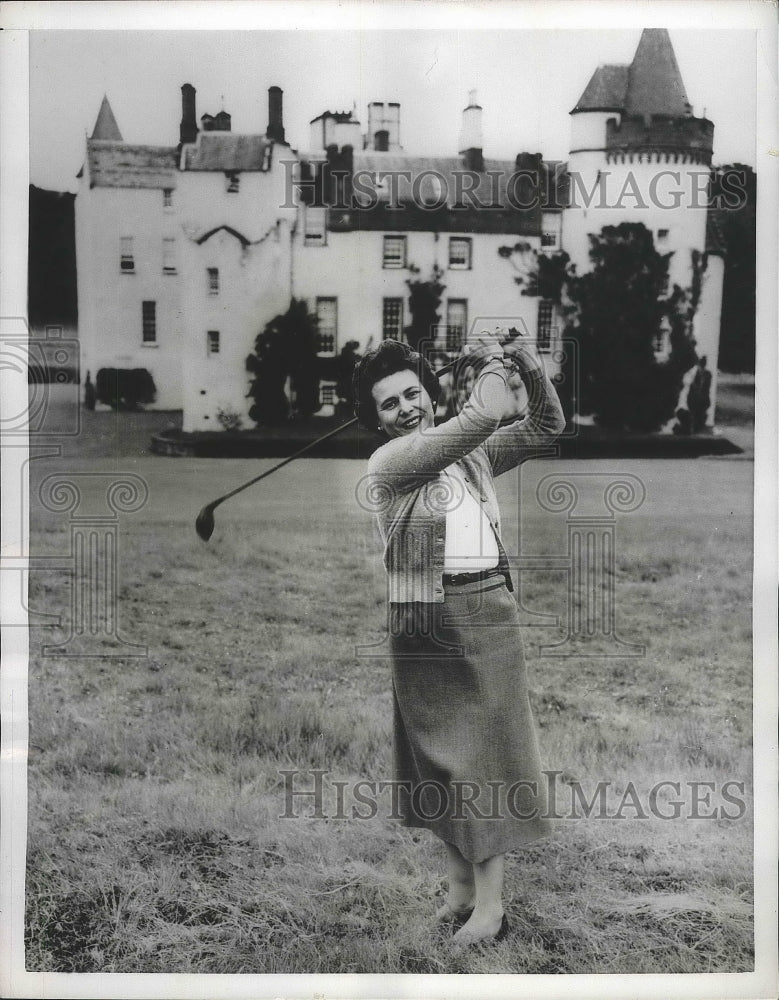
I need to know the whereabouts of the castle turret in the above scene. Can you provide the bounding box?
[90,95,123,141]
[570,29,713,165]
[565,27,714,286]
[563,27,723,427]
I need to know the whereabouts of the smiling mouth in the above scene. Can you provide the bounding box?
[400,415,423,430]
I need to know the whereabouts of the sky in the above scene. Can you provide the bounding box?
[28,25,759,193]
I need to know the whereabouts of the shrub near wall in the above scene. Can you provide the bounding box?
[95,368,157,411]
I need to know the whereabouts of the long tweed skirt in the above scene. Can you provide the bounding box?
[389,576,552,863]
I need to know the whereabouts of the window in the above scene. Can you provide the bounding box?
[207,330,220,355]
[537,299,554,353]
[142,301,157,344]
[120,237,135,273]
[226,171,240,193]
[316,297,337,354]
[382,235,406,269]
[374,130,389,152]
[163,188,173,208]
[448,237,472,270]
[207,268,219,295]
[45,325,63,338]
[657,228,669,246]
[382,298,404,340]
[445,299,467,351]
[163,238,177,274]
[304,206,327,246]
[321,383,338,406]
[541,231,558,248]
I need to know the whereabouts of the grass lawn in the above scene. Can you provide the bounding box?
[23,389,755,975]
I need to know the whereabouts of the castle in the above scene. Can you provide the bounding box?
[74,28,724,432]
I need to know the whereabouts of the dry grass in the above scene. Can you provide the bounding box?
[23,424,754,974]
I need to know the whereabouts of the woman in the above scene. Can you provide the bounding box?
[354,331,565,946]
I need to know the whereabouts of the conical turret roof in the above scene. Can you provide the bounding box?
[624,29,691,118]
[572,28,692,119]
[90,96,123,141]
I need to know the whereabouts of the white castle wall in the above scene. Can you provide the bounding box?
[293,228,545,356]
[75,182,184,410]
[179,219,294,433]
[691,252,724,421]
[569,111,621,153]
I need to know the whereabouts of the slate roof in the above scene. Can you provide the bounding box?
[625,29,691,118]
[572,29,692,119]
[90,96,123,141]
[352,153,561,210]
[181,133,273,171]
[572,65,629,112]
[86,140,178,188]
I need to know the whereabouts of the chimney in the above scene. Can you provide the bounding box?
[366,101,401,151]
[267,86,285,143]
[459,89,484,172]
[180,83,198,145]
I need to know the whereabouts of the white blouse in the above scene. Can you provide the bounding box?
[441,463,500,572]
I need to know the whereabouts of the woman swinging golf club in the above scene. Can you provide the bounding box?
[354,329,565,946]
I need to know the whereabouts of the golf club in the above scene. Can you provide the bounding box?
[194,340,520,542]
[195,415,362,541]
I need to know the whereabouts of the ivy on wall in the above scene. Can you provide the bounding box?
[499,223,701,432]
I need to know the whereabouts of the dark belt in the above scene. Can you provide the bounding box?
[442,567,505,587]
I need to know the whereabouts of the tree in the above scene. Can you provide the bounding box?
[246,326,289,426]
[285,298,321,419]
[246,298,321,426]
[404,264,445,353]
[573,224,698,430]
[499,223,699,432]
[710,164,756,373]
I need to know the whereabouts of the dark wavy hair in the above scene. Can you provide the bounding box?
[353,339,440,431]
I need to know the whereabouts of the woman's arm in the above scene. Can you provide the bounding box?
[484,338,566,478]
[368,354,511,482]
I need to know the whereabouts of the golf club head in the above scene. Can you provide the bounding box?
[195,505,216,542]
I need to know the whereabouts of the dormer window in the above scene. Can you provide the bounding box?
[225,171,240,193]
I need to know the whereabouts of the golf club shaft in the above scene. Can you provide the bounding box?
[214,416,359,506]
[209,355,460,508]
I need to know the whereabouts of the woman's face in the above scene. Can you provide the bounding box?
[371,369,435,438]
